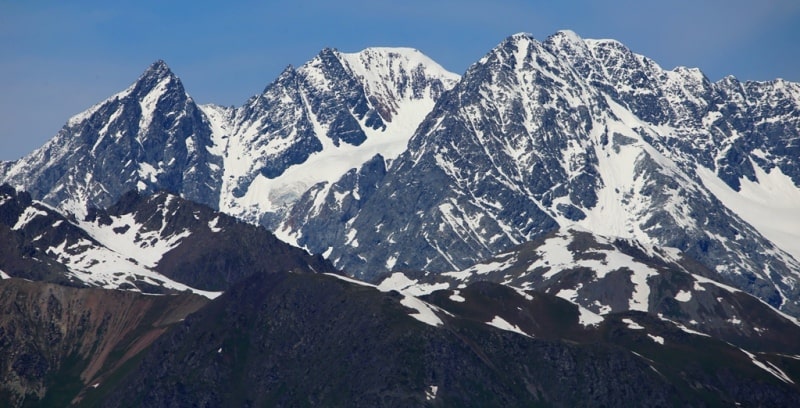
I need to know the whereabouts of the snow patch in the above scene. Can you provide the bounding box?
[622,318,644,330]
[556,287,581,303]
[78,213,190,269]
[449,290,466,302]
[658,314,711,337]
[12,207,48,230]
[331,273,446,327]
[324,272,375,288]
[385,255,398,270]
[208,216,222,233]
[740,348,795,384]
[138,76,173,135]
[425,385,439,401]
[220,49,458,227]
[578,306,605,326]
[377,272,451,297]
[400,295,444,327]
[692,274,740,294]
[461,254,518,276]
[675,290,692,302]
[526,230,659,312]
[486,315,530,337]
[377,272,417,292]
[138,162,159,183]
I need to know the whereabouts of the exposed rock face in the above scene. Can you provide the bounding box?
[278,32,800,317]
[0,278,208,407]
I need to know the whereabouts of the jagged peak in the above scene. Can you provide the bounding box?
[128,59,184,100]
[257,64,297,95]
[669,66,709,83]
[349,46,423,56]
[716,74,742,87]
[311,47,341,65]
[502,31,549,53]
[141,59,175,80]
[507,32,535,42]
[472,32,552,71]
[63,60,185,130]
[337,46,460,84]
[296,48,346,80]
[542,30,594,59]
[581,37,635,63]
[548,29,584,44]
[302,45,459,81]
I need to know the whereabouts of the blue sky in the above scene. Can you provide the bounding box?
[2,0,799,160]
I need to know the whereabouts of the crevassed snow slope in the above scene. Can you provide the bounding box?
[698,162,800,263]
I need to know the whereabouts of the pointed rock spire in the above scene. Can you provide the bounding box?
[130,59,183,99]
[142,59,175,80]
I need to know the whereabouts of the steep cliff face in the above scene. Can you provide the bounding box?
[0,278,208,407]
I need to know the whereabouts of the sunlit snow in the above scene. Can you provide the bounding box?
[675,290,692,302]
[12,206,48,230]
[740,348,795,384]
[622,318,644,330]
[214,47,459,236]
[327,272,445,327]
[486,315,530,337]
[697,163,800,264]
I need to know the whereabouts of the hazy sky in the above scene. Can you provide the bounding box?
[2,0,799,160]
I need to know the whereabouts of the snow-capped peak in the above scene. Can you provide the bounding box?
[216,46,460,229]
[337,47,460,109]
[507,32,535,42]
[552,29,583,44]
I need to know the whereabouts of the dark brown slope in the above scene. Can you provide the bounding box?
[0,278,209,407]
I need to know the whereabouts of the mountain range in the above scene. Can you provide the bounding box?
[1,30,800,406]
